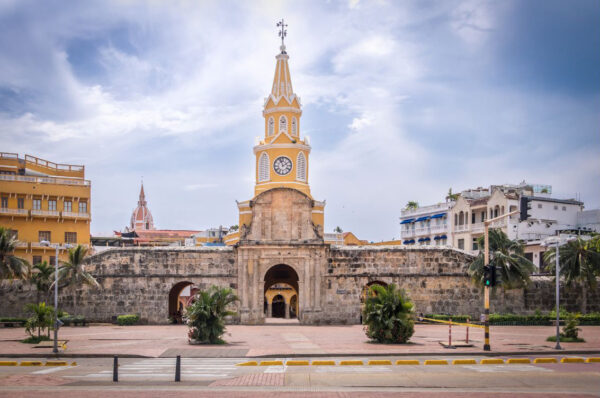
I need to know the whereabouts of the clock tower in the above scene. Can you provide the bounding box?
[234,21,325,243]
[253,36,311,198]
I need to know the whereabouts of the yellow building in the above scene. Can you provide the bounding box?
[228,38,325,244]
[0,152,91,264]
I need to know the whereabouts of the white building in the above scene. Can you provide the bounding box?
[400,202,453,246]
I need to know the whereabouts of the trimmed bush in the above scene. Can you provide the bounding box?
[116,314,140,326]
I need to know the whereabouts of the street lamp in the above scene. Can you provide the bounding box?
[40,240,73,354]
[542,235,575,350]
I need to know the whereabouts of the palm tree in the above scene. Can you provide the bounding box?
[405,201,419,210]
[334,226,343,233]
[31,261,54,304]
[446,188,459,202]
[186,286,239,344]
[468,228,535,289]
[363,283,414,344]
[0,226,30,280]
[24,302,54,338]
[57,245,100,309]
[543,237,600,312]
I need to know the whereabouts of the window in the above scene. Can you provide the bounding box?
[32,256,42,265]
[562,206,566,211]
[258,152,269,182]
[33,199,41,210]
[554,205,558,210]
[48,199,57,211]
[537,203,542,209]
[79,201,87,213]
[38,231,51,242]
[291,117,297,135]
[8,229,17,239]
[458,239,464,250]
[64,201,72,212]
[65,232,77,244]
[296,152,306,181]
[268,117,274,135]
[472,238,478,251]
[17,198,24,209]
[471,213,475,224]
[481,212,485,222]
[49,256,56,265]
[0,197,7,208]
[279,115,287,133]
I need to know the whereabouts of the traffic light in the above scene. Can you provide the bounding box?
[519,196,532,222]
[483,265,496,287]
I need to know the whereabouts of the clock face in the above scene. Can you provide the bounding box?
[273,156,292,176]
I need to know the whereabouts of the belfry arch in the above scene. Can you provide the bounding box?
[264,264,299,319]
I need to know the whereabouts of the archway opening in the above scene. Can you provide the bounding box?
[168,281,195,324]
[264,264,299,320]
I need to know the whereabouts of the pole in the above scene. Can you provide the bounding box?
[113,356,118,382]
[175,355,181,382]
[448,317,452,347]
[555,243,562,350]
[53,245,59,354]
[466,317,470,344]
[483,223,491,351]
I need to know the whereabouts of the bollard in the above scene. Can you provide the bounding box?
[113,356,118,382]
[466,317,470,344]
[448,317,452,347]
[175,355,181,382]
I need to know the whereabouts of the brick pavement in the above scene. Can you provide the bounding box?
[0,324,599,358]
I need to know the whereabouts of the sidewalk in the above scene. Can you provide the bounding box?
[1,324,599,358]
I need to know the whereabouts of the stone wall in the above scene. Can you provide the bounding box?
[1,245,598,324]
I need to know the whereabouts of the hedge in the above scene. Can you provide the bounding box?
[117,314,140,326]
[0,317,27,323]
[424,312,600,326]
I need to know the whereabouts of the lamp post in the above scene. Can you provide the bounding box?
[40,241,72,354]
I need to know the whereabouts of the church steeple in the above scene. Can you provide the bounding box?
[138,183,147,206]
[131,181,154,231]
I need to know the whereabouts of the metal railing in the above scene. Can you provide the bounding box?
[31,210,60,217]
[0,208,28,216]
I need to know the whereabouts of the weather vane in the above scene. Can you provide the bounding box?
[277,19,288,49]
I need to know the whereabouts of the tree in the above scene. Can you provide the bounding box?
[544,237,600,312]
[30,261,53,304]
[229,225,239,232]
[334,226,343,233]
[57,245,100,309]
[363,283,414,344]
[446,188,459,202]
[468,229,535,289]
[405,201,419,210]
[186,286,239,344]
[24,302,54,338]
[0,226,30,280]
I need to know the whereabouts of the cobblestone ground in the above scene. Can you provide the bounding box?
[1,324,599,357]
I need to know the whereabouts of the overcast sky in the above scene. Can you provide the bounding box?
[1,0,599,241]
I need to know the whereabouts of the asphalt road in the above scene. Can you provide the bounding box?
[1,355,599,397]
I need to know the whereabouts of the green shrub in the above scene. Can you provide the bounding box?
[21,335,51,344]
[186,286,239,344]
[116,314,140,326]
[59,315,86,326]
[23,302,54,338]
[0,317,27,323]
[561,313,582,340]
[363,284,414,344]
[423,314,471,323]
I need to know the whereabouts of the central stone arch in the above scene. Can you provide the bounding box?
[264,264,299,319]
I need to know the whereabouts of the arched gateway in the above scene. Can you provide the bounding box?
[264,264,299,319]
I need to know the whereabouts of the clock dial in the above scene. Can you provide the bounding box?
[273,156,292,176]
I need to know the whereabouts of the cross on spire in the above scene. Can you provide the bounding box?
[277,19,288,53]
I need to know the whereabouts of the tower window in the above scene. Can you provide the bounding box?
[279,116,287,133]
[292,117,297,136]
[268,117,274,135]
[296,152,306,182]
[258,152,270,182]
[79,201,87,213]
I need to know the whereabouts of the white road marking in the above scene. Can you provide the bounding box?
[461,365,553,373]
[32,366,73,375]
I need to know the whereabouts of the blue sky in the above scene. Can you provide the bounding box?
[1,0,598,240]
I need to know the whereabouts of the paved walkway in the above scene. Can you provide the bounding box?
[1,324,599,358]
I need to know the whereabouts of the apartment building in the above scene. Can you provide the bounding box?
[399,202,453,246]
[0,152,91,264]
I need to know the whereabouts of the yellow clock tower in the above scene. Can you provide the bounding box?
[229,21,325,245]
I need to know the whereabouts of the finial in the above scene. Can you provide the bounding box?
[277,19,288,53]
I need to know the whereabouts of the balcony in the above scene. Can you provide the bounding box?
[490,219,507,229]
[31,209,60,218]
[0,174,90,187]
[455,224,469,233]
[471,223,484,234]
[414,227,430,236]
[430,224,448,234]
[401,202,451,217]
[62,211,90,219]
[0,208,28,217]
[401,229,416,238]
[14,242,28,249]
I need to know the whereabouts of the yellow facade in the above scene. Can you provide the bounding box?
[0,153,91,264]
[231,43,325,244]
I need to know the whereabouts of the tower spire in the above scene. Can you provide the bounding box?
[277,19,287,53]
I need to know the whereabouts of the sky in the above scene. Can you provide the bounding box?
[1,0,599,241]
